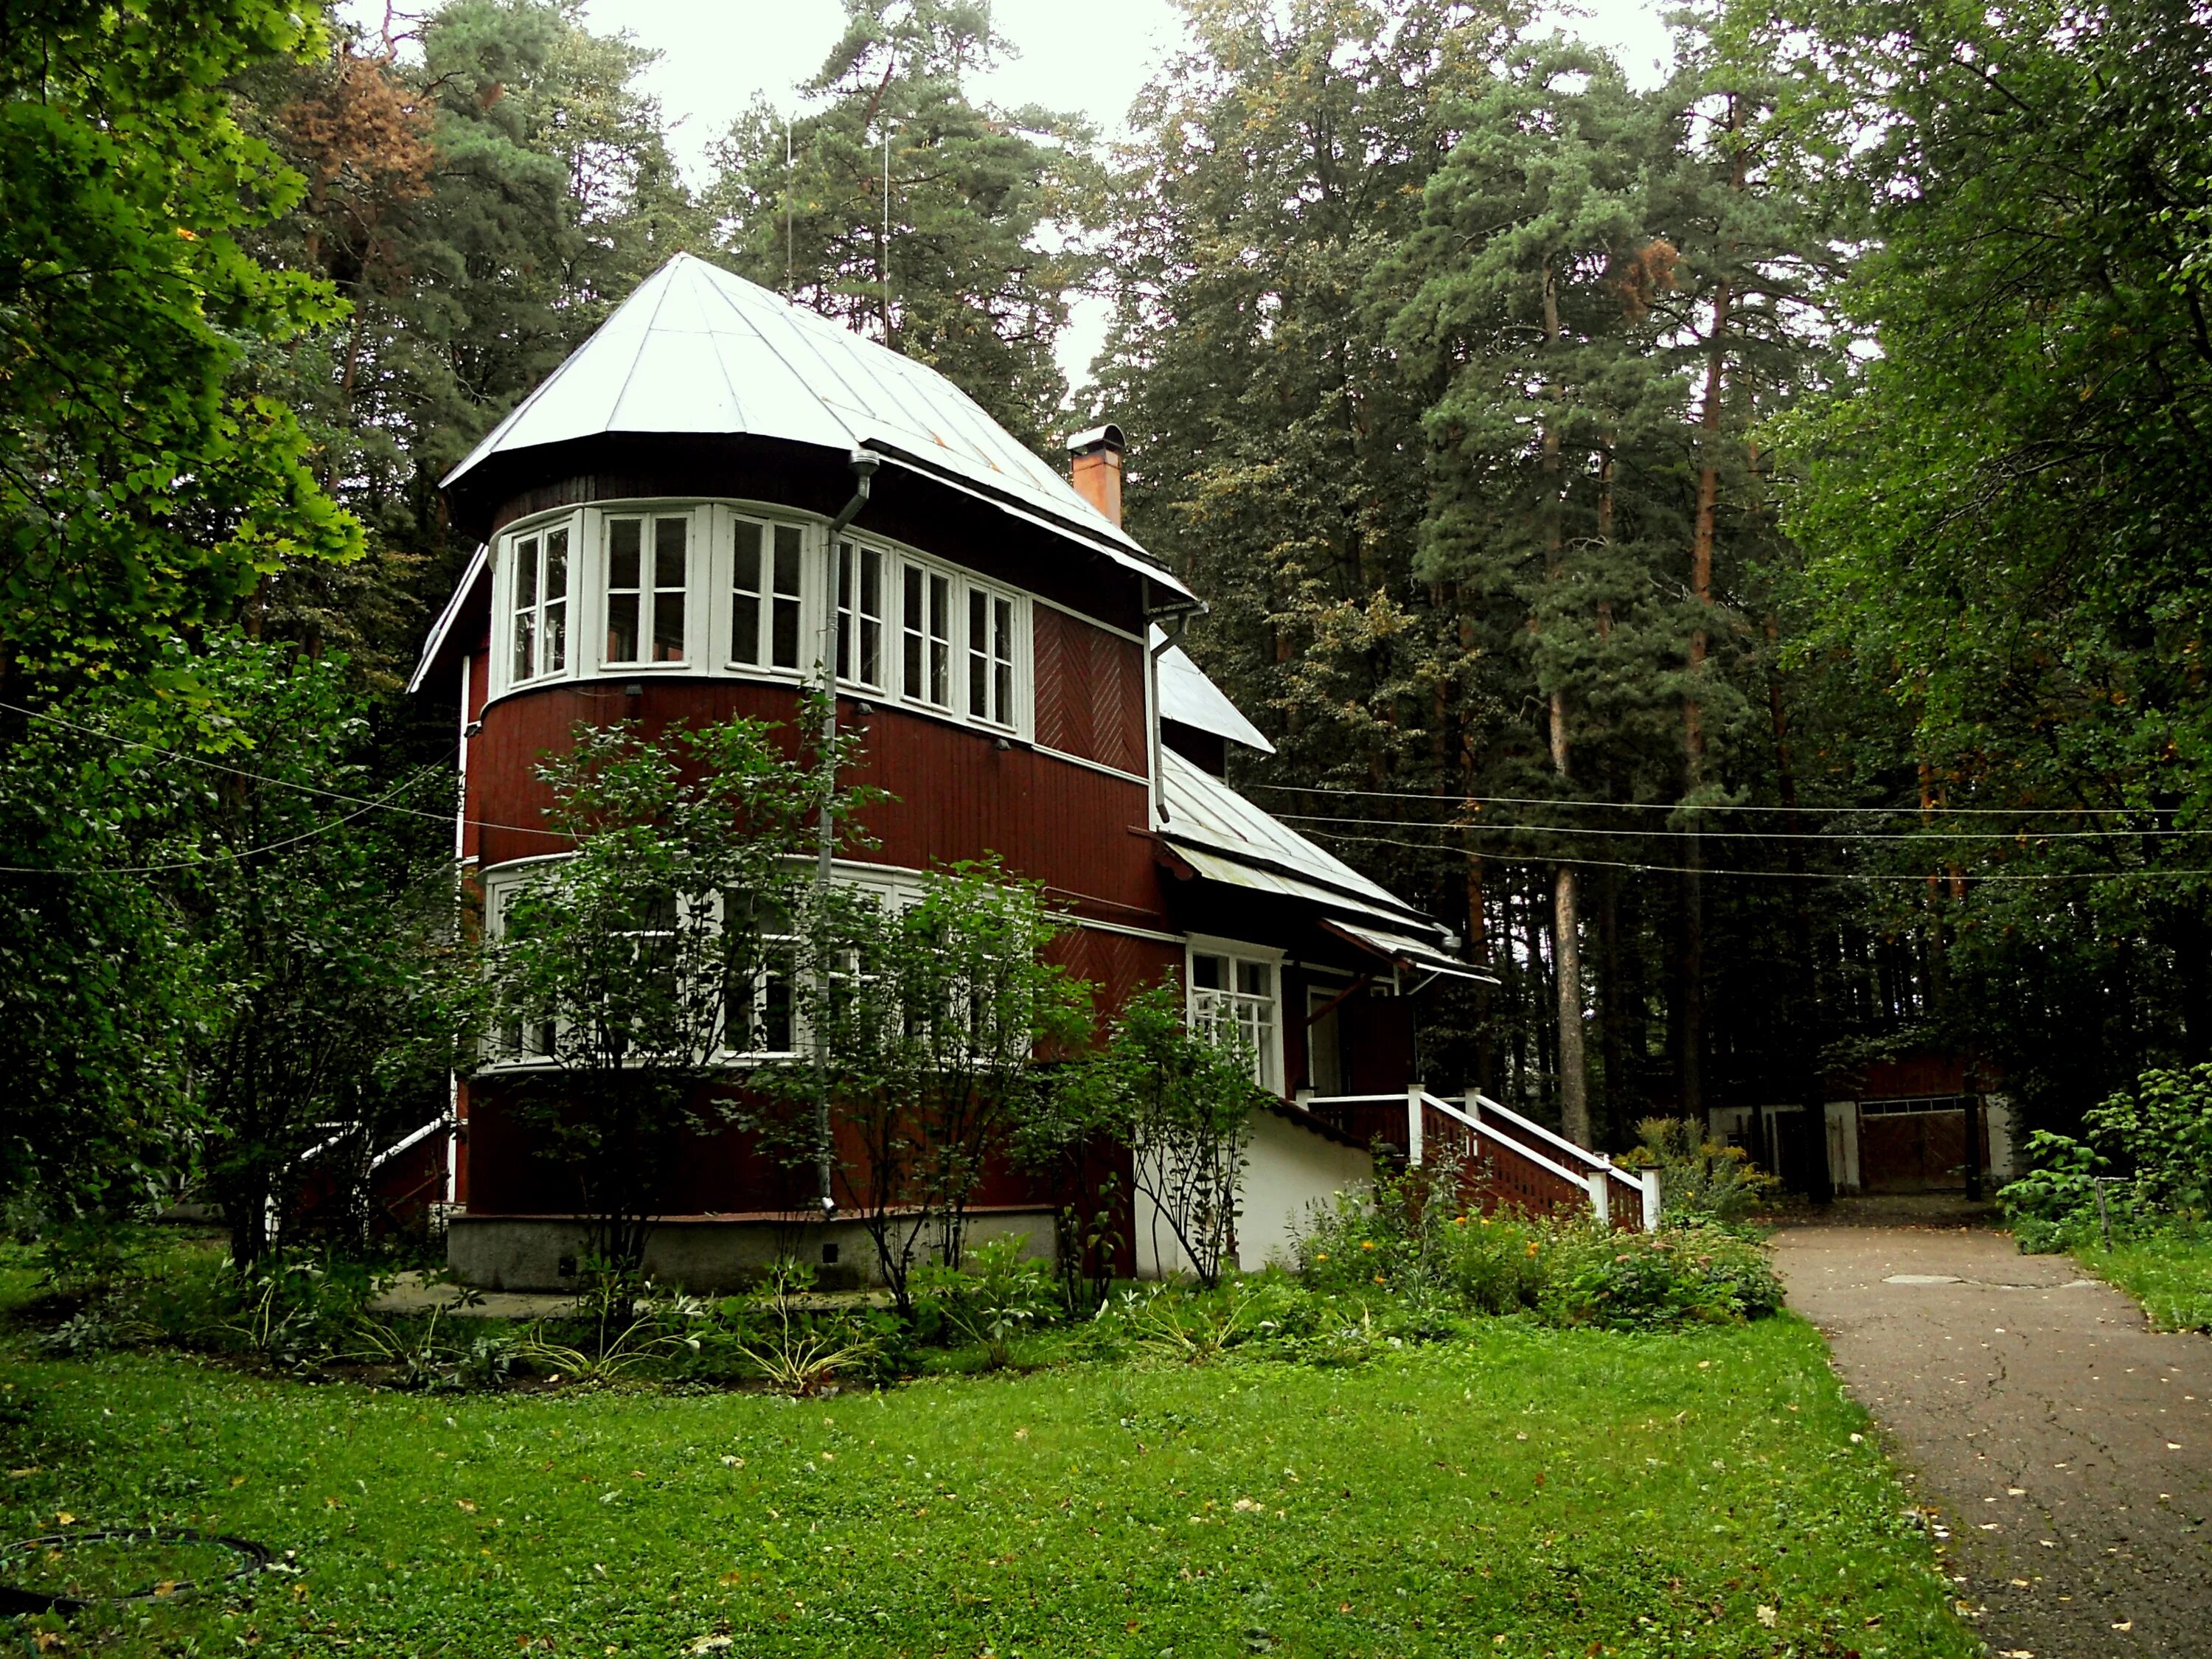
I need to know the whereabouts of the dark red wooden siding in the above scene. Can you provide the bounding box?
[470,681,1167,929]
[1033,606,1147,776]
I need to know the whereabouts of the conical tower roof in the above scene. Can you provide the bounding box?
[443,252,1158,568]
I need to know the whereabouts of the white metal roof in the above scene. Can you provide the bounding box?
[442,253,1182,588]
[1322,919,1493,984]
[1150,627,1274,754]
[1159,748,1437,933]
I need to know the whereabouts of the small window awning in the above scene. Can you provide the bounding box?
[1321,919,1495,986]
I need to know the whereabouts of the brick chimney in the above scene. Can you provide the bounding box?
[1068,422,1124,526]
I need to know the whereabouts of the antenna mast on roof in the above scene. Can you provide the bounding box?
[880,117,895,344]
[785,114,794,296]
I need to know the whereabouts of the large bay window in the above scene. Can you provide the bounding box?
[490,502,1029,740]
[1188,943,1282,1093]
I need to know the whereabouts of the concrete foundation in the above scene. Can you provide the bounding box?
[448,1208,1060,1294]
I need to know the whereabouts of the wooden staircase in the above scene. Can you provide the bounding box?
[1296,1086,1659,1231]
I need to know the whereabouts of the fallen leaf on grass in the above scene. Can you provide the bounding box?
[1755,1606,1778,1629]
[458,1500,478,1514]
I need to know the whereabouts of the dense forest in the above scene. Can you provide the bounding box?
[3,0,2207,1217]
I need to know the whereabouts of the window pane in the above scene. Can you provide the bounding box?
[654,591,686,661]
[607,518,641,590]
[835,541,854,679]
[606,594,639,663]
[902,565,925,698]
[544,526,568,599]
[512,609,535,682]
[1237,960,1272,998]
[928,573,950,705]
[968,588,988,716]
[859,548,882,686]
[515,537,540,609]
[771,529,803,670]
[652,518,687,661]
[654,516,688,590]
[1192,953,1225,991]
[731,521,762,666]
[543,597,566,674]
[992,597,1013,723]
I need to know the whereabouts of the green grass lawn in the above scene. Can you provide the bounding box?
[0,1316,1974,1658]
[2073,1229,2212,1332]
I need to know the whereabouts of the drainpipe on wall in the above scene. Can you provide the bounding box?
[813,450,881,1220]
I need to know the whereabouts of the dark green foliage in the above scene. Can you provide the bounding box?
[0,0,361,682]
[707,0,1098,449]
[1295,1157,1782,1327]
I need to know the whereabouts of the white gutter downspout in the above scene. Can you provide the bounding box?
[813,451,882,1218]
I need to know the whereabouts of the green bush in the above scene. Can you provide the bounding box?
[914,1234,1060,1368]
[1292,1155,1781,1331]
[1538,1225,1784,1329]
[2000,1064,2212,1252]
[1617,1118,1779,1224]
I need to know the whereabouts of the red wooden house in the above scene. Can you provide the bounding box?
[408,254,1637,1288]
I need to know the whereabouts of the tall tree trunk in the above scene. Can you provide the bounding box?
[1537,260,1590,1144]
[1680,93,1743,1127]
[1766,618,1831,1199]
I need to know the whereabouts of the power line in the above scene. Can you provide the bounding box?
[1270,810,2212,844]
[1297,825,2212,884]
[1248,779,2194,819]
[0,757,454,877]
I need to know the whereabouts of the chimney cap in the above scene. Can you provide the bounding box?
[1067,422,1124,457]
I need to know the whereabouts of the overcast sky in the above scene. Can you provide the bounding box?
[348,0,1677,389]
[603,0,1676,173]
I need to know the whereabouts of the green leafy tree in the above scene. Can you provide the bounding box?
[708,0,1099,449]
[486,712,851,1276]
[0,0,361,686]
[1752,0,2212,1116]
[159,639,476,1266]
[1072,983,1269,1290]
[760,862,1091,1315]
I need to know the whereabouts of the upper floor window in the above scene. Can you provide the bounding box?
[490,502,1030,742]
[838,540,886,691]
[732,519,804,672]
[509,525,569,684]
[901,561,951,708]
[605,513,689,664]
[968,587,1015,727]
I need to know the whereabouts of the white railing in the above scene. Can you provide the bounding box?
[1295,1083,1660,1232]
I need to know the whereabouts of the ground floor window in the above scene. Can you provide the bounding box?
[1188,942,1281,1093]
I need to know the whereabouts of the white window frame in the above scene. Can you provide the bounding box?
[728,512,810,676]
[836,538,888,693]
[600,507,700,669]
[486,502,1032,743]
[1186,936,1285,1094]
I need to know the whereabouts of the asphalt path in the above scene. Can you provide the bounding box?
[1773,1206,2212,1658]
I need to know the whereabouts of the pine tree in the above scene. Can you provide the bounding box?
[1388,36,1684,1142]
[706,0,1099,451]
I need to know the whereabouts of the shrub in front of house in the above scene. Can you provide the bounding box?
[1291,1158,1782,1330]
